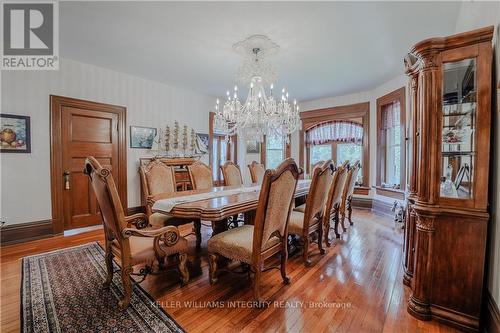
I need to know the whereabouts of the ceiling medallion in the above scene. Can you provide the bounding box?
[214,35,301,143]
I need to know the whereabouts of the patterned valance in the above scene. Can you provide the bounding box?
[381,101,400,130]
[306,120,363,146]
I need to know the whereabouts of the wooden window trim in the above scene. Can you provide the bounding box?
[376,87,406,193]
[299,102,370,187]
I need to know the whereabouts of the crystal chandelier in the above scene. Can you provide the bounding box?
[214,35,301,143]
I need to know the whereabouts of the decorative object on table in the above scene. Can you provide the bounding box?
[213,35,301,143]
[195,133,209,155]
[164,125,171,152]
[442,128,473,144]
[149,121,202,158]
[190,129,196,154]
[130,126,157,149]
[172,121,179,151]
[21,243,185,333]
[246,140,260,154]
[182,125,188,154]
[391,200,405,230]
[0,114,31,153]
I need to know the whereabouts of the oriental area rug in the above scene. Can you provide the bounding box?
[21,242,184,333]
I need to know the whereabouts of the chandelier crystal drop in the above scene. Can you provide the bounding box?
[214,35,301,143]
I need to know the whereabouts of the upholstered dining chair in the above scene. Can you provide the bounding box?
[85,157,189,310]
[288,160,334,266]
[187,161,213,190]
[220,161,243,187]
[322,163,349,245]
[247,161,265,184]
[339,160,361,232]
[311,160,325,173]
[207,158,301,303]
[139,159,202,250]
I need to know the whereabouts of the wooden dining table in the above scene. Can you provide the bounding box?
[149,179,312,232]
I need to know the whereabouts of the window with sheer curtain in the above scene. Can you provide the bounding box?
[307,120,363,181]
[381,101,401,186]
[376,87,405,190]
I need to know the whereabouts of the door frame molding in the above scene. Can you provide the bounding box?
[50,95,127,234]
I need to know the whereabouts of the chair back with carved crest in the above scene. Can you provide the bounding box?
[323,163,347,222]
[311,160,325,173]
[302,160,334,231]
[252,158,301,256]
[248,161,266,184]
[187,161,213,190]
[84,157,128,247]
[220,161,243,187]
[342,160,361,207]
[139,159,177,215]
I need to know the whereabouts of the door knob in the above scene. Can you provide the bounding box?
[63,171,70,190]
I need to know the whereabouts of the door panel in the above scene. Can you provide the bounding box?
[55,101,124,231]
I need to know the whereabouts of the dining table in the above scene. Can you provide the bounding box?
[150,179,312,234]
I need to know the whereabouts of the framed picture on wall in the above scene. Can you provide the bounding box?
[196,133,209,154]
[246,140,260,154]
[130,126,157,149]
[0,114,31,153]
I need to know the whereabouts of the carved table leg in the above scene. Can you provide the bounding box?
[193,219,202,251]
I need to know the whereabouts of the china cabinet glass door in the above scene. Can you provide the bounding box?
[440,58,476,199]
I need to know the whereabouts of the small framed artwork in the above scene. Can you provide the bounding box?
[130,126,157,149]
[196,133,209,154]
[0,114,31,153]
[246,140,260,154]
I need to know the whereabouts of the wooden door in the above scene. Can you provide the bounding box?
[51,96,127,233]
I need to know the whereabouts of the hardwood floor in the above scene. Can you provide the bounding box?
[1,210,459,332]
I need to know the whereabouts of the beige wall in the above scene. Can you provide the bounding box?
[453,0,500,309]
[1,58,213,225]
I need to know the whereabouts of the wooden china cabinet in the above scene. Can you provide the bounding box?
[403,26,493,331]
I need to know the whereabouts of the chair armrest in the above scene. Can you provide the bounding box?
[122,225,180,245]
[125,213,148,229]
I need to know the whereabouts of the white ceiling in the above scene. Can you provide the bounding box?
[60,2,462,101]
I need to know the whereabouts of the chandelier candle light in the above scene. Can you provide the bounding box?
[214,35,301,143]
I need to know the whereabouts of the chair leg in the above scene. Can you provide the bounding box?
[178,253,189,285]
[347,197,354,226]
[334,208,341,239]
[324,215,331,247]
[340,209,347,232]
[318,223,326,255]
[119,264,133,310]
[253,264,262,304]
[103,242,114,288]
[280,250,290,285]
[302,235,311,267]
[208,253,218,285]
[194,220,202,251]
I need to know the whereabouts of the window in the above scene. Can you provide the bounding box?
[209,112,238,186]
[265,134,285,169]
[306,120,364,183]
[212,134,228,185]
[377,87,405,190]
[310,144,332,166]
[300,102,369,189]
